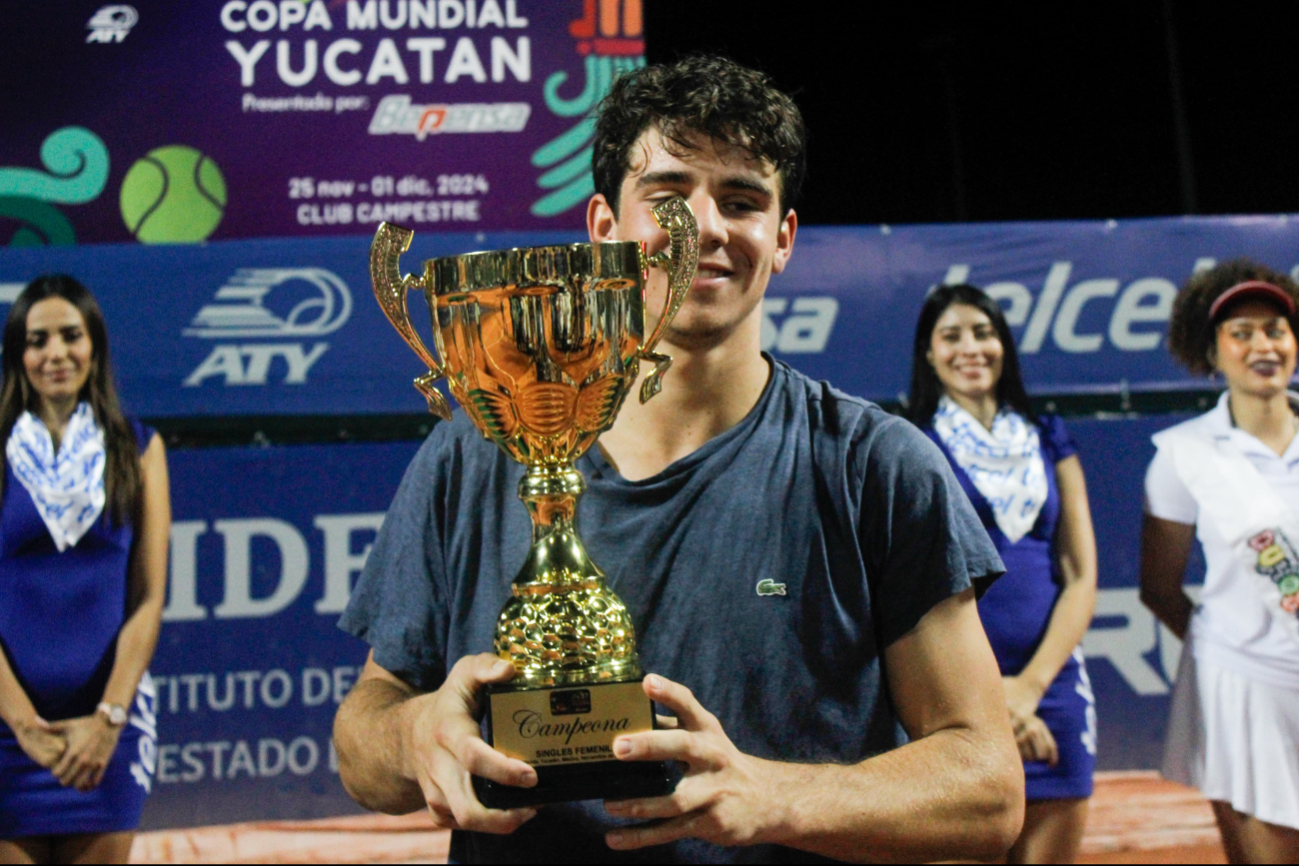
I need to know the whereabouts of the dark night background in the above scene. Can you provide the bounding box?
[646,2,1299,226]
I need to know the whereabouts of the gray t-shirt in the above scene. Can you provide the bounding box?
[340,358,1002,863]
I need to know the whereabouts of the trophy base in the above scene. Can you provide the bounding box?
[473,678,677,808]
[473,757,676,809]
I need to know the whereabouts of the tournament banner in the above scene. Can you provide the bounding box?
[0,0,645,245]
[0,214,1296,418]
[770,214,1299,403]
[144,440,417,827]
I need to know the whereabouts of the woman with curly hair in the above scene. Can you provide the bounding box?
[0,275,170,863]
[1142,259,1299,863]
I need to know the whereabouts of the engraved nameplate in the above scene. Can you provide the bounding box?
[490,681,653,767]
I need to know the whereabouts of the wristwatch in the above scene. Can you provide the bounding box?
[96,702,127,728]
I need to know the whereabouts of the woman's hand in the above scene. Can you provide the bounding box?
[1002,674,1044,737]
[47,714,122,791]
[1015,716,1059,766]
[1004,675,1056,766]
[13,716,67,769]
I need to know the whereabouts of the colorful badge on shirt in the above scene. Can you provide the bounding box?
[1248,529,1299,614]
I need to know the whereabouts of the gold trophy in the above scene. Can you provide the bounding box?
[369,197,699,807]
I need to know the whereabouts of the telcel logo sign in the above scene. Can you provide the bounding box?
[941,259,1214,355]
[184,268,351,386]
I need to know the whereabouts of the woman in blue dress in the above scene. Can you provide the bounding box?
[909,284,1099,864]
[0,275,170,863]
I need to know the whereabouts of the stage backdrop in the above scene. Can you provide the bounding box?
[2,213,1293,826]
[1,0,645,245]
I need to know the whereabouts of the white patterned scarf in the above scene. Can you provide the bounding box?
[6,402,107,551]
[932,395,1048,544]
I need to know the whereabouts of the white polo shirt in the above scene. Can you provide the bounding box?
[1145,392,1299,688]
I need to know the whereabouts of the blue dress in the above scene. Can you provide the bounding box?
[925,414,1096,800]
[0,418,158,837]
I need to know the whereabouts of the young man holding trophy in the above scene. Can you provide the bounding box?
[335,55,1024,862]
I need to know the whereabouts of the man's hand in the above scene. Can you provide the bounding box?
[400,653,539,833]
[13,716,66,770]
[603,674,779,850]
[1014,716,1058,767]
[47,715,120,791]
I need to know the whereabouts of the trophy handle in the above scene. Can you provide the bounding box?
[637,196,700,403]
[370,222,453,420]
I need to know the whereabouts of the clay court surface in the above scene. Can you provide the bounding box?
[126,771,1228,864]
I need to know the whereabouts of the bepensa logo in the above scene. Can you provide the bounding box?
[86,5,138,43]
[368,96,530,140]
[183,268,351,386]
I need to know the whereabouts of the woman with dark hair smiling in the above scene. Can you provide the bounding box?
[0,275,170,864]
[909,284,1099,864]
[1142,260,1299,864]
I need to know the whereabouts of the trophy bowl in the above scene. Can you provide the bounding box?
[370,197,699,807]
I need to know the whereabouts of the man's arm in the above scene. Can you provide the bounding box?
[334,651,539,832]
[603,588,1024,863]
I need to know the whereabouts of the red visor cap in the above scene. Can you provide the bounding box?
[1209,280,1297,323]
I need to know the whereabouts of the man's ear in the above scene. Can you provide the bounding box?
[587,193,618,243]
[770,208,798,275]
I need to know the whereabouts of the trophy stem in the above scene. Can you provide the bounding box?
[518,464,587,546]
[495,464,642,687]
[515,465,604,586]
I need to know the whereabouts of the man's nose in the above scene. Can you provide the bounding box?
[691,194,728,249]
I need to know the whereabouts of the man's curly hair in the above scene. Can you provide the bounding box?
[592,55,806,217]
[1169,258,1299,375]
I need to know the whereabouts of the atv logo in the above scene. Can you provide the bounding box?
[86,5,137,43]
[368,96,530,140]
[183,268,351,387]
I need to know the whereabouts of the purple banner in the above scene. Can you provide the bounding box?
[0,1,645,245]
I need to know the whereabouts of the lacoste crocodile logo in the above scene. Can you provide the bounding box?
[756,579,787,597]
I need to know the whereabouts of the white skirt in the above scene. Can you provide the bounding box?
[1163,640,1299,830]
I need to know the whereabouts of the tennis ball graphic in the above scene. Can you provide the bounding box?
[120,146,226,243]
